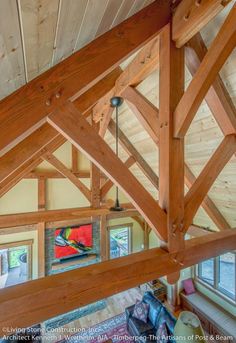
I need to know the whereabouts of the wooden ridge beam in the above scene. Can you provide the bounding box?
[100,156,136,199]
[172,0,232,48]
[174,4,236,138]
[0,1,170,153]
[184,164,230,230]
[93,36,160,123]
[108,119,159,189]
[123,86,159,145]
[184,135,236,232]
[0,228,236,331]
[43,153,91,202]
[186,33,236,135]
[48,102,167,240]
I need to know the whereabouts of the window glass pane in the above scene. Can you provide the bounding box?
[219,253,235,299]
[199,258,214,285]
[109,227,130,259]
[0,246,29,288]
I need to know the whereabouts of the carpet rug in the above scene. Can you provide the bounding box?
[45,300,107,330]
[62,313,134,343]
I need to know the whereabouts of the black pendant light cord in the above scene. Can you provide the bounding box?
[109,96,124,211]
[115,105,119,201]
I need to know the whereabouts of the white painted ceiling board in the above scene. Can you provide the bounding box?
[95,0,123,37]
[75,0,109,51]
[52,0,89,65]
[0,0,25,100]
[19,0,60,81]
[111,0,135,28]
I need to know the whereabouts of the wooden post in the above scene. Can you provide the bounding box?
[100,215,108,261]
[37,178,46,278]
[71,145,79,173]
[159,24,185,283]
[91,122,101,208]
[143,223,150,250]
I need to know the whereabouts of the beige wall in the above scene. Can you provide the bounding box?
[0,179,38,215]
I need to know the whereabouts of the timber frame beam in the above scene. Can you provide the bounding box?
[0,1,171,153]
[174,4,236,138]
[48,102,167,241]
[0,0,236,330]
[0,228,236,332]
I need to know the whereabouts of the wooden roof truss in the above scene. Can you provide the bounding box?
[0,0,236,331]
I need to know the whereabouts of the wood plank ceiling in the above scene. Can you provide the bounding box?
[0,0,236,231]
[0,0,154,97]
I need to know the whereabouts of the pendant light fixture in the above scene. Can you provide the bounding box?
[109,96,124,212]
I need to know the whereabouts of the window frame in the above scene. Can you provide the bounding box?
[195,251,236,305]
[0,239,33,286]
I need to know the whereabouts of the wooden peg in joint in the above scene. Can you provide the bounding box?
[195,0,201,6]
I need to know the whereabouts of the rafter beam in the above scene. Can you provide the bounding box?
[186,33,236,135]
[0,228,236,331]
[74,67,122,118]
[0,1,170,153]
[174,4,236,138]
[0,124,58,182]
[93,36,160,123]
[184,135,236,232]
[184,164,230,230]
[48,102,167,240]
[123,86,159,145]
[172,0,233,48]
[43,153,91,202]
[0,135,66,198]
[108,119,159,189]
[101,156,135,199]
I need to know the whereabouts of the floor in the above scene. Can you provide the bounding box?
[42,287,142,342]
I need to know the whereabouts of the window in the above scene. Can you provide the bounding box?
[219,253,235,299]
[108,225,132,259]
[0,240,32,289]
[197,252,236,302]
[198,258,214,286]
